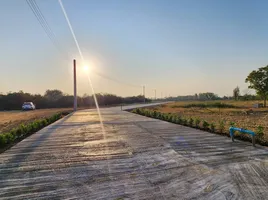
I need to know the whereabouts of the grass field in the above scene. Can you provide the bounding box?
[0,108,72,134]
[148,100,268,140]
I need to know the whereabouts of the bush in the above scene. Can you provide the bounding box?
[195,118,201,128]
[0,135,7,147]
[176,116,182,124]
[153,111,157,118]
[168,114,173,122]
[132,109,138,114]
[172,115,178,123]
[219,120,225,133]
[188,118,194,127]
[5,133,14,144]
[210,123,215,132]
[203,121,209,130]
[0,112,69,150]
[182,102,237,109]
[144,110,150,117]
[133,108,141,115]
[164,114,169,121]
[229,121,236,127]
[182,118,188,125]
[256,125,264,138]
[156,112,162,119]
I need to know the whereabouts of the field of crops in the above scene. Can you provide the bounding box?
[147,100,268,140]
[0,108,72,134]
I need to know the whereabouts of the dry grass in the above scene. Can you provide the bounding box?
[150,100,268,139]
[0,108,72,133]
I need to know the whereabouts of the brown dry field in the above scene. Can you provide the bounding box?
[0,108,72,133]
[150,100,268,139]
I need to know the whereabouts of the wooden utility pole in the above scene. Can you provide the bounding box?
[143,85,145,103]
[73,59,77,111]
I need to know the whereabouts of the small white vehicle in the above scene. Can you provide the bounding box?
[22,102,36,111]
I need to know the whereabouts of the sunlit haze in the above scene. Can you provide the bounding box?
[1,0,268,97]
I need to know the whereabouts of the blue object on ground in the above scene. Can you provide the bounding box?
[229,127,255,146]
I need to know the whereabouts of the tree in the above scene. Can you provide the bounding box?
[44,89,63,101]
[245,66,268,107]
[233,86,240,100]
[198,92,218,100]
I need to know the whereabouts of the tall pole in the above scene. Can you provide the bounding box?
[143,85,145,103]
[154,89,156,100]
[73,59,77,111]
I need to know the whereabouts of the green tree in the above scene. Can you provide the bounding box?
[233,86,240,101]
[245,66,268,107]
[44,89,64,101]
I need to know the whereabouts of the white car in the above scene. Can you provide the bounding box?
[22,102,36,111]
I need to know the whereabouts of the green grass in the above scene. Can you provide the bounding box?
[0,112,70,151]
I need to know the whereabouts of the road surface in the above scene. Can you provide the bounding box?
[0,104,268,199]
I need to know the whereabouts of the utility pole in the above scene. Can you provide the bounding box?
[154,89,156,100]
[143,85,146,103]
[73,59,77,111]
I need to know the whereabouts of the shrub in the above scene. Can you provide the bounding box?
[182,118,188,125]
[188,118,194,127]
[229,121,236,127]
[0,111,69,150]
[134,108,141,115]
[183,102,237,109]
[164,114,169,121]
[256,125,264,138]
[210,123,215,132]
[203,121,209,130]
[156,112,162,119]
[168,115,174,122]
[5,133,14,144]
[132,109,137,114]
[153,111,157,118]
[144,110,150,117]
[177,116,182,124]
[195,118,201,128]
[172,115,178,123]
[9,129,17,139]
[0,135,7,147]
[219,120,225,133]
[41,119,48,127]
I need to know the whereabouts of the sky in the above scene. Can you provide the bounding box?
[1,0,268,98]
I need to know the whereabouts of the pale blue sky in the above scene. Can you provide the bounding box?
[1,0,268,97]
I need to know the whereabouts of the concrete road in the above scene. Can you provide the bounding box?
[1,105,268,199]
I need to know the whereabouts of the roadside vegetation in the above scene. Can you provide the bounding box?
[132,106,267,146]
[0,111,70,152]
[0,108,72,133]
[0,89,150,110]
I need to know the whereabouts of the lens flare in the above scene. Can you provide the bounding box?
[84,65,89,71]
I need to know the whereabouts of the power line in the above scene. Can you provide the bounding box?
[58,0,84,62]
[26,0,142,90]
[92,70,141,88]
[58,0,144,89]
[26,0,69,59]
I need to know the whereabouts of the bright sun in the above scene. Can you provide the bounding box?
[83,65,89,71]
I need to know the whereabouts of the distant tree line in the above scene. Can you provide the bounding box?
[165,92,221,101]
[165,92,262,102]
[0,90,151,110]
